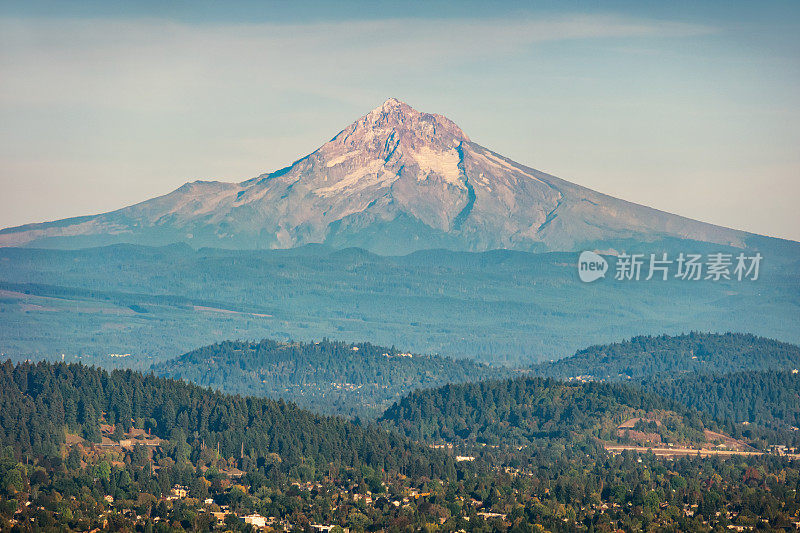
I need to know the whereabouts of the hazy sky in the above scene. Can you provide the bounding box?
[1,1,799,240]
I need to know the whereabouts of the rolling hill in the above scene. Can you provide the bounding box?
[530,332,800,380]
[152,339,506,418]
[529,333,800,446]
[378,376,709,448]
[0,359,453,479]
[644,370,800,432]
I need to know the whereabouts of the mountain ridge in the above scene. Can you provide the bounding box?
[0,98,773,254]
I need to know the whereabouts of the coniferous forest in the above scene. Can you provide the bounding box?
[3,334,800,532]
[152,339,503,419]
[530,332,800,380]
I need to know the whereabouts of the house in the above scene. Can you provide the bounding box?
[769,444,788,455]
[242,514,267,528]
[477,511,507,520]
[220,467,246,478]
[311,525,349,533]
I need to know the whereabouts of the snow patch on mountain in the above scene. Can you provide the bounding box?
[316,159,395,197]
[325,150,362,168]
[410,145,464,186]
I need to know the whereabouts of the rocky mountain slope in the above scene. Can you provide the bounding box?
[0,98,757,254]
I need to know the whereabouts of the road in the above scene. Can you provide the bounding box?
[604,444,800,459]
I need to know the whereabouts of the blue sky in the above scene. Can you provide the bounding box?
[1,0,799,240]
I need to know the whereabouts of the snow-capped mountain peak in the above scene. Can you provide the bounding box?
[0,99,754,254]
[301,98,470,197]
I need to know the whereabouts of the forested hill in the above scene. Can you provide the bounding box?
[152,339,503,418]
[0,360,454,479]
[379,377,705,446]
[531,332,800,381]
[643,370,800,432]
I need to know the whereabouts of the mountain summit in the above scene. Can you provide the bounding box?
[0,99,753,253]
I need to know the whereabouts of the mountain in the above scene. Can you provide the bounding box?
[530,332,800,380]
[0,98,762,254]
[151,338,506,418]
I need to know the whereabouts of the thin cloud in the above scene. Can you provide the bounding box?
[0,14,716,108]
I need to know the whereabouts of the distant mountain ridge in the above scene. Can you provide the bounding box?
[0,98,769,254]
